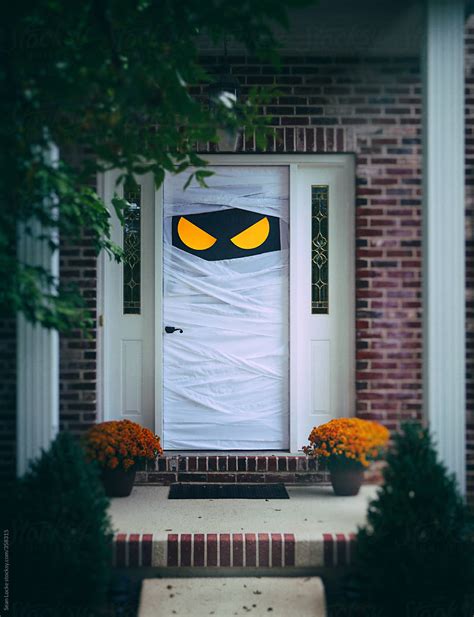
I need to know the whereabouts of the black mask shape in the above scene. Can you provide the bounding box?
[172,207,281,261]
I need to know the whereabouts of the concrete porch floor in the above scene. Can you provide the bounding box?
[109,485,378,569]
[110,485,377,536]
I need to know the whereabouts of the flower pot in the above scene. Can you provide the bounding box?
[101,467,136,497]
[329,467,364,496]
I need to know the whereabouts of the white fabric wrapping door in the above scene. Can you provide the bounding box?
[163,166,289,450]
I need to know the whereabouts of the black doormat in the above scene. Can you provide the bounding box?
[168,483,289,500]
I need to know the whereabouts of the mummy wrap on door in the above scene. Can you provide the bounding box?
[163,166,289,450]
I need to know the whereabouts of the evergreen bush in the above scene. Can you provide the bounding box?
[350,422,474,616]
[9,432,113,616]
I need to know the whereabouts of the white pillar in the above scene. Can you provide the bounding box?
[423,0,465,493]
[17,145,59,476]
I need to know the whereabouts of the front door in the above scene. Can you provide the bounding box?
[162,166,289,450]
[100,155,355,451]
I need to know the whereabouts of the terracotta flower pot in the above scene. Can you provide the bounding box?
[101,467,136,497]
[329,467,364,496]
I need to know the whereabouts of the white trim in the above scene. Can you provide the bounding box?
[96,171,106,423]
[154,181,164,437]
[194,154,354,168]
[17,145,59,475]
[98,168,121,424]
[289,163,299,451]
[423,0,466,493]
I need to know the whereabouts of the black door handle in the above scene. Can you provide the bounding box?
[165,326,183,334]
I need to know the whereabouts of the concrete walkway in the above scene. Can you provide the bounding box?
[109,485,378,569]
[138,577,326,617]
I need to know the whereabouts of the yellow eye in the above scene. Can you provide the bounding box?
[177,217,217,250]
[230,217,270,250]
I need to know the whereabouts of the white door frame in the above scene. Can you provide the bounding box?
[98,154,355,452]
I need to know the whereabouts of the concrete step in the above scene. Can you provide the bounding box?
[110,485,377,571]
[138,577,327,617]
[113,530,356,569]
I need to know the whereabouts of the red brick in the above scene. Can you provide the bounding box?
[258,533,270,567]
[142,534,153,567]
[181,534,192,567]
[178,473,207,482]
[247,457,257,471]
[116,534,127,567]
[323,533,334,567]
[146,472,177,484]
[207,473,236,483]
[267,457,277,471]
[336,533,347,566]
[256,457,267,471]
[207,534,218,566]
[129,533,140,567]
[232,534,244,567]
[208,456,218,471]
[284,534,295,566]
[271,534,282,567]
[264,473,296,483]
[194,534,205,566]
[236,473,266,483]
[220,534,231,566]
[167,534,179,567]
[245,533,257,566]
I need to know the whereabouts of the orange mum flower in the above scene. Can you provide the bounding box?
[83,419,163,472]
[303,418,389,468]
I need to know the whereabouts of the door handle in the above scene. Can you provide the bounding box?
[165,326,184,334]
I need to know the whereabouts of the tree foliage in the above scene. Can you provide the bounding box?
[2,0,305,330]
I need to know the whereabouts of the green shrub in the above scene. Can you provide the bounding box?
[350,422,474,616]
[9,432,113,615]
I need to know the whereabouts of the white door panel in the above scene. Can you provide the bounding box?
[290,163,355,449]
[101,172,155,429]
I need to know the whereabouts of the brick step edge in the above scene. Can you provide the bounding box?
[135,471,330,485]
[136,458,384,485]
[150,455,322,473]
[113,532,356,569]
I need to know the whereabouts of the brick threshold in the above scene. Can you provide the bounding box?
[138,453,330,485]
[113,532,355,569]
[137,455,385,485]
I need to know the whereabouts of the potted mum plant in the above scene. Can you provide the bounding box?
[303,418,389,496]
[83,419,163,497]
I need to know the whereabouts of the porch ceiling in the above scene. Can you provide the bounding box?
[198,0,426,58]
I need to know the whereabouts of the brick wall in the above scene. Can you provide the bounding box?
[59,228,98,434]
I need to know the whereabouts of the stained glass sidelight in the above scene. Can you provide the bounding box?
[123,181,141,314]
[311,185,329,314]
